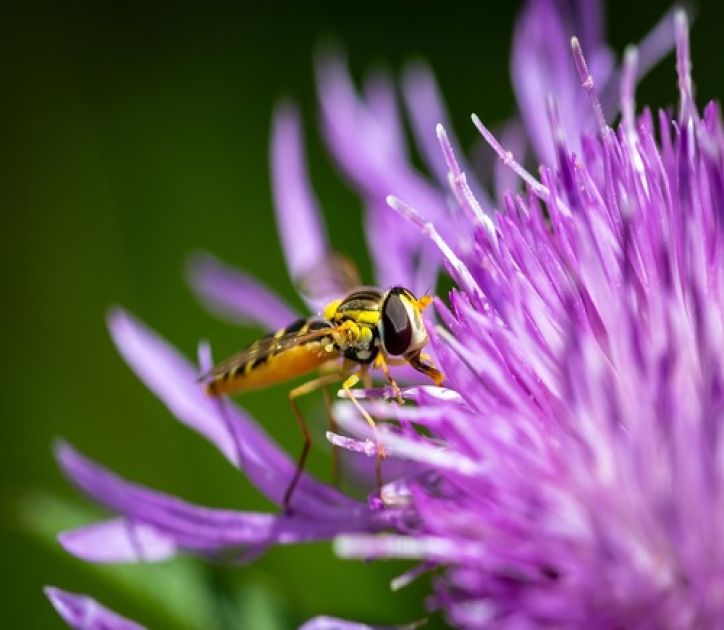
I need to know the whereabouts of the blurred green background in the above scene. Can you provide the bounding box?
[2,1,724,627]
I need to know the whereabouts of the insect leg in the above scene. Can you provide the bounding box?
[374,354,404,404]
[342,371,385,494]
[407,352,445,386]
[385,357,409,366]
[362,372,373,389]
[285,371,346,511]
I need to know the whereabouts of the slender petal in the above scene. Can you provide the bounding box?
[300,617,397,630]
[270,102,329,298]
[401,62,492,211]
[493,118,527,204]
[315,54,455,271]
[44,587,145,630]
[186,252,299,330]
[56,442,372,555]
[59,518,177,563]
[364,202,416,292]
[512,0,591,164]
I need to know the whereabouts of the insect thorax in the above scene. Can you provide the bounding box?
[327,288,383,364]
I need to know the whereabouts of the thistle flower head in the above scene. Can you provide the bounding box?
[48,1,724,628]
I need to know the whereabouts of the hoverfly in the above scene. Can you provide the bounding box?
[202,257,444,510]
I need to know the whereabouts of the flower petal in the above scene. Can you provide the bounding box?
[364,203,415,290]
[316,54,453,268]
[299,616,394,630]
[316,54,399,198]
[270,101,329,294]
[511,0,599,164]
[58,518,178,563]
[402,61,492,210]
[332,402,484,477]
[493,118,527,204]
[186,252,299,330]
[107,308,364,518]
[56,442,373,555]
[362,71,408,165]
[334,533,482,563]
[44,587,145,630]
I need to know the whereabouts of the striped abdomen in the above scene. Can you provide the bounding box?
[205,318,338,396]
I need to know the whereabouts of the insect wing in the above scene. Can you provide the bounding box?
[202,324,340,382]
[295,252,362,305]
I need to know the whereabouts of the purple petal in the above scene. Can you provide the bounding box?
[316,54,450,238]
[332,402,484,477]
[108,308,237,465]
[364,203,415,290]
[59,518,178,563]
[635,7,678,79]
[402,61,492,210]
[362,71,408,165]
[511,0,596,164]
[44,587,145,630]
[387,195,486,307]
[56,442,373,554]
[186,252,299,330]
[316,54,395,197]
[270,101,329,290]
[600,7,679,118]
[107,308,364,517]
[316,54,473,294]
[326,432,378,457]
[493,118,527,203]
[562,0,605,52]
[334,533,482,563]
[400,61,453,186]
[300,616,394,630]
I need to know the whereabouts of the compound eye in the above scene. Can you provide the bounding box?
[381,290,412,355]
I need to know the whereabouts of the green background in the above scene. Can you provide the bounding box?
[2,1,723,627]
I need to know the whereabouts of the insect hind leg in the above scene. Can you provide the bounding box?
[342,372,386,495]
[321,385,340,486]
[285,372,346,512]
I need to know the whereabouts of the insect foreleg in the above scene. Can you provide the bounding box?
[407,352,445,386]
[331,319,363,347]
[374,354,404,404]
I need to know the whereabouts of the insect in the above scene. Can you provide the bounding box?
[202,260,444,511]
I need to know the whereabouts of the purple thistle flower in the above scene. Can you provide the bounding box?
[48,1,724,627]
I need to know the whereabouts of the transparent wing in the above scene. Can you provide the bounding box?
[202,323,341,382]
[295,252,362,304]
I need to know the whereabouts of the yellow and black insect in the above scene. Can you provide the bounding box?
[202,264,444,510]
